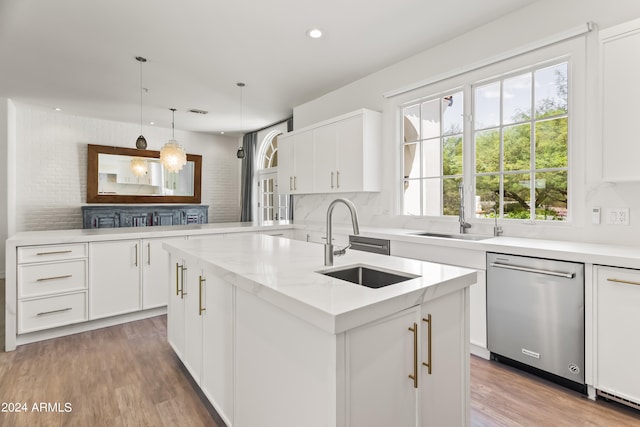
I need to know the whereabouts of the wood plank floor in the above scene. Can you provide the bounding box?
[0,315,639,426]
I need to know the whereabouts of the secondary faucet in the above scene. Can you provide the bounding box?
[458,182,471,234]
[325,198,360,266]
[489,208,503,236]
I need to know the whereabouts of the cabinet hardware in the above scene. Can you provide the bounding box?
[199,276,206,315]
[289,176,293,191]
[36,250,73,256]
[147,243,151,265]
[331,172,334,189]
[36,274,72,282]
[294,176,297,191]
[37,307,72,316]
[181,266,188,298]
[134,243,138,267]
[336,170,340,188]
[176,263,181,296]
[408,322,418,389]
[607,277,640,286]
[422,314,432,374]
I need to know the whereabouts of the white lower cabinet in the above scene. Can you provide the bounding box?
[89,240,142,319]
[347,289,467,427]
[167,254,187,359]
[595,265,640,405]
[183,264,204,383]
[141,236,186,309]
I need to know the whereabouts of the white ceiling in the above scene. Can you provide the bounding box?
[0,0,538,136]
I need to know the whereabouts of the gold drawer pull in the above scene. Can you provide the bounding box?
[199,276,206,315]
[607,278,640,286]
[37,274,72,282]
[36,250,73,256]
[408,322,418,389]
[37,307,72,316]
[422,314,432,374]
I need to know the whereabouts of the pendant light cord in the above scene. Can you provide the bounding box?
[140,59,143,134]
[171,108,176,139]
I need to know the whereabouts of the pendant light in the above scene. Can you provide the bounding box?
[160,108,187,172]
[236,82,246,159]
[130,157,148,177]
[135,56,148,149]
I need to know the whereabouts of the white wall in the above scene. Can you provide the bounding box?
[13,103,240,232]
[291,0,640,246]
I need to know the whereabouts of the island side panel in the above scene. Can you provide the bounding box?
[234,287,339,427]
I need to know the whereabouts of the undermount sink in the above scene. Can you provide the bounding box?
[412,232,492,241]
[319,265,420,289]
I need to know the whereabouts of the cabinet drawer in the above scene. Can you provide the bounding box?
[18,292,87,333]
[18,260,88,298]
[18,243,88,264]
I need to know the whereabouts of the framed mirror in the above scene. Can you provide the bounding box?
[87,144,202,203]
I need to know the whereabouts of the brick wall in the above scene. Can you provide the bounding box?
[14,105,240,231]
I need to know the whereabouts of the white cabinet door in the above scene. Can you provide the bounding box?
[167,254,186,359]
[469,271,486,350]
[293,130,315,193]
[142,236,186,309]
[420,289,467,427]
[313,123,338,193]
[346,306,418,427]
[89,240,141,319]
[201,273,234,426]
[277,133,295,192]
[183,264,204,384]
[600,20,640,181]
[335,115,365,192]
[595,266,640,404]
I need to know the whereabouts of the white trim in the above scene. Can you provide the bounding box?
[383,22,593,99]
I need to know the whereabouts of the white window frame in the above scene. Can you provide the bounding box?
[395,37,586,227]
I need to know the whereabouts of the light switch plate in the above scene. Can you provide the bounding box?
[592,207,601,224]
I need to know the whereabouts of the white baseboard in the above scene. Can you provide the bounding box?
[470,343,490,360]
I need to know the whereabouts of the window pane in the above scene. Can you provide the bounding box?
[403,180,421,215]
[503,123,531,171]
[421,99,440,139]
[535,171,567,221]
[403,104,420,142]
[443,136,462,176]
[535,62,568,118]
[475,129,500,173]
[443,177,462,216]
[503,73,532,125]
[474,82,501,129]
[504,173,531,219]
[423,139,440,178]
[271,150,278,167]
[423,178,441,216]
[403,142,420,179]
[535,117,567,169]
[475,175,500,217]
[443,92,463,135]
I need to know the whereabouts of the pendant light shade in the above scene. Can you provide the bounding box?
[236,146,245,159]
[130,157,148,177]
[160,108,187,172]
[135,56,148,149]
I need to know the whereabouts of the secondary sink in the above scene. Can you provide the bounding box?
[412,232,492,241]
[319,265,420,289]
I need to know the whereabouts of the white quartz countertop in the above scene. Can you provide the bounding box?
[164,233,477,334]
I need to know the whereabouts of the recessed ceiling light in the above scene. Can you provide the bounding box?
[149,121,155,125]
[307,28,323,39]
[220,131,225,135]
[54,107,61,111]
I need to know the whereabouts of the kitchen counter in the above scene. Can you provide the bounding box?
[163,233,477,333]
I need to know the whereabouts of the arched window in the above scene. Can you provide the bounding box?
[257,131,289,222]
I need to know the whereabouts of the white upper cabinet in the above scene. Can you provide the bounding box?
[279,109,381,194]
[600,19,640,182]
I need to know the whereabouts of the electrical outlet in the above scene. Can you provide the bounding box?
[606,208,630,225]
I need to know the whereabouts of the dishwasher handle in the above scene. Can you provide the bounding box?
[489,262,575,279]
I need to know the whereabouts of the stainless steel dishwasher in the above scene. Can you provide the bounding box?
[487,252,586,393]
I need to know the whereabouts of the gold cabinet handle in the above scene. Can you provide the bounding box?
[408,322,418,389]
[294,176,297,191]
[175,263,181,296]
[147,243,151,265]
[37,307,72,316]
[199,276,206,315]
[422,314,432,374]
[331,171,334,189]
[336,170,340,188]
[181,266,188,298]
[36,250,73,256]
[289,176,293,191]
[37,274,72,282]
[134,243,138,267]
[607,277,640,286]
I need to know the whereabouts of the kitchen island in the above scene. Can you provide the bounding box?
[164,233,477,427]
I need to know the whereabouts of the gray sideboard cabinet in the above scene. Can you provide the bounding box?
[82,205,208,229]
